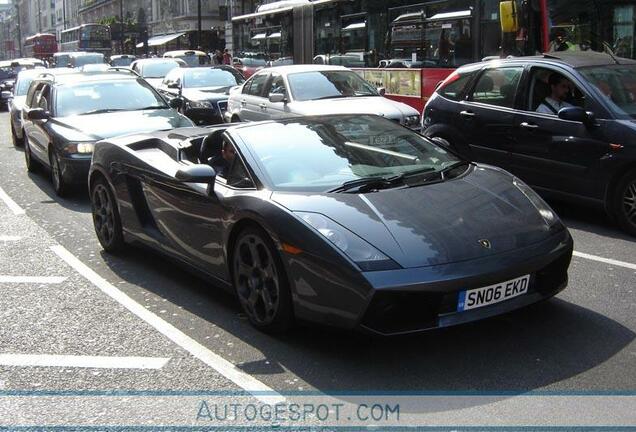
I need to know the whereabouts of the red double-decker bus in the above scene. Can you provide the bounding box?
[232,0,635,111]
[24,33,58,61]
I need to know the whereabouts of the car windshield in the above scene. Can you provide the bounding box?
[54,55,70,68]
[56,79,167,117]
[579,64,636,119]
[183,68,243,88]
[111,57,134,67]
[73,54,104,67]
[173,54,209,67]
[0,67,15,80]
[287,71,379,101]
[240,58,267,66]
[237,115,459,192]
[142,61,179,78]
[15,75,35,96]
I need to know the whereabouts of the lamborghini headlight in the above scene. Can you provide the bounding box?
[296,212,399,271]
[513,178,560,228]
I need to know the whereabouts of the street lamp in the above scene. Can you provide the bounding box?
[197,0,201,49]
[120,0,124,54]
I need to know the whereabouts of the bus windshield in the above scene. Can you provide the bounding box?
[81,26,110,41]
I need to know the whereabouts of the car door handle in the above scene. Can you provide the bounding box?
[240,100,247,107]
[259,103,267,110]
[520,122,539,130]
[460,110,475,118]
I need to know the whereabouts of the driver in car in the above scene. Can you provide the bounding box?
[212,140,236,178]
[536,73,575,115]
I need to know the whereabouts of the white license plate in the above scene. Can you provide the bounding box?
[457,275,530,312]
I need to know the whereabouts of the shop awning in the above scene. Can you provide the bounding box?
[268,32,282,39]
[136,32,185,48]
[428,10,472,21]
[251,33,267,40]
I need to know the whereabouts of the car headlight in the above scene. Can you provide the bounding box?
[404,114,420,127]
[64,142,95,154]
[188,100,214,109]
[296,212,399,271]
[513,178,560,228]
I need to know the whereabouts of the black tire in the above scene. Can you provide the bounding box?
[49,149,67,197]
[613,169,636,236]
[231,115,241,123]
[24,135,40,173]
[232,227,293,333]
[91,177,126,253]
[11,123,23,147]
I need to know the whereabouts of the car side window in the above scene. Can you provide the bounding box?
[469,67,523,108]
[35,84,51,111]
[244,73,269,97]
[268,74,287,96]
[526,67,592,115]
[25,82,42,108]
[438,72,474,101]
[226,157,254,189]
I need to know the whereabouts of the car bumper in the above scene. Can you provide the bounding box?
[356,228,573,336]
[60,154,92,184]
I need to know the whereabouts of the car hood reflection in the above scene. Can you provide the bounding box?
[273,167,553,268]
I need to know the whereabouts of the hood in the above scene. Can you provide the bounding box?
[272,166,554,268]
[53,109,193,141]
[290,96,419,120]
[182,86,231,101]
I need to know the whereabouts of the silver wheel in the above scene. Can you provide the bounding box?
[623,179,636,226]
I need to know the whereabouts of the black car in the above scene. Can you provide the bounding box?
[0,66,17,110]
[21,70,194,196]
[422,52,636,236]
[157,65,245,125]
[89,114,572,335]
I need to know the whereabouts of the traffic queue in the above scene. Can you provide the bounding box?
[3,46,635,335]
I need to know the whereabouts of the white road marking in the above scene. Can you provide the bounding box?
[573,251,636,271]
[51,245,285,404]
[0,186,25,215]
[0,236,22,241]
[0,276,67,284]
[0,354,169,369]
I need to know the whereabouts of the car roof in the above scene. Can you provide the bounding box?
[134,57,183,64]
[260,64,349,74]
[40,71,140,86]
[471,52,636,70]
[164,50,207,56]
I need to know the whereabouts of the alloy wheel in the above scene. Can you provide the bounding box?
[234,234,281,326]
[92,183,116,247]
[623,179,636,227]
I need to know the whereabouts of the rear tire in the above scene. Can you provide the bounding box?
[613,169,636,236]
[231,226,293,333]
[231,115,241,123]
[91,177,126,253]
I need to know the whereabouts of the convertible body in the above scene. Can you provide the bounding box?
[89,115,573,335]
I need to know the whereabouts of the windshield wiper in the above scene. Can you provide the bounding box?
[135,105,169,110]
[78,108,126,115]
[329,175,406,193]
[314,95,347,100]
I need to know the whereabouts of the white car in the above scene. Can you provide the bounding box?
[224,65,421,130]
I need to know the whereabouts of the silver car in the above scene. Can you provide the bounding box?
[224,65,421,130]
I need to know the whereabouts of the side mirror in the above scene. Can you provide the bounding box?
[268,93,287,103]
[558,106,589,123]
[27,108,50,121]
[169,97,184,109]
[175,164,216,183]
[167,81,181,89]
[377,87,386,96]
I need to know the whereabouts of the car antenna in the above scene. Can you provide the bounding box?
[603,45,621,65]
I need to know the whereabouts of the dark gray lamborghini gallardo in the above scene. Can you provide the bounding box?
[89,114,573,335]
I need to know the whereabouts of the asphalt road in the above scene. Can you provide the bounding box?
[0,111,634,409]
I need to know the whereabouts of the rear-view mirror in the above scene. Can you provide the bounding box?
[377,87,386,96]
[558,106,590,123]
[168,81,181,89]
[27,108,50,121]
[269,93,286,103]
[175,164,216,183]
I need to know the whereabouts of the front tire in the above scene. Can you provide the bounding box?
[24,135,40,173]
[11,123,23,147]
[91,177,126,253]
[613,169,636,236]
[232,227,293,333]
[49,149,67,197]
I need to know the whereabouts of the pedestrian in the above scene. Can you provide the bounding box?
[214,49,223,65]
[223,49,232,65]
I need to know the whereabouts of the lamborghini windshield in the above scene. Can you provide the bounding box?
[237,115,460,192]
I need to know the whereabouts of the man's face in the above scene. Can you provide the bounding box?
[552,79,570,100]
[222,144,236,163]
